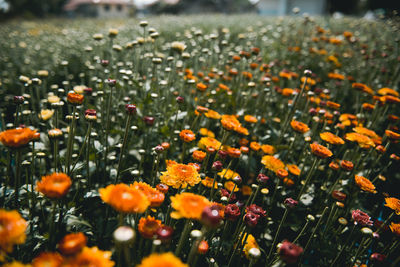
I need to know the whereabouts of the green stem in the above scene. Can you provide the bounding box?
[66,106,77,176]
[175,219,192,256]
[297,157,320,200]
[115,114,133,183]
[267,208,289,262]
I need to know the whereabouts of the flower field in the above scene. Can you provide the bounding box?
[0,15,400,266]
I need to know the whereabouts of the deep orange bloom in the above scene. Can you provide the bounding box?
[132,182,165,208]
[378,87,399,97]
[32,252,63,267]
[244,115,257,123]
[384,197,400,215]
[385,130,400,140]
[137,252,188,267]
[310,143,332,158]
[380,95,400,104]
[224,181,239,192]
[196,83,208,92]
[287,164,301,176]
[160,161,201,189]
[235,126,249,136]
[179,129,196,142]
[36,173,72,199]
[192,150,207,162]
[353,127,381,142]
[221,115,241,131]
[326,101,341,109]
[352,83,374,95]
[65,246,114,267]
[355,175,377,194]
[345,132,375,148]
[261,155,285,172]
[389,222,400,236]
[0,209,27,257]
[362,103,375,111]
[170,192,210,220]
[198,137,221,151]
[58,232,87,256]
[204,109,221,120]
[0,128,37,148]
[290,120,309,133]
[261,144,276,155]
[250,142,261,151]
[198,240,209,254]
[276,169,288,178]
[224,146,241,158]
[281,88,294,97]
[67,92,84,105]
[329,161,340,170]
[138,216,162,239]
[320,132,345,145]
[99,184,150,213]
[340,160,354,171]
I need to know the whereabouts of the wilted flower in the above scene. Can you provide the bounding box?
[278,240,303,264]
[352,209,373,226]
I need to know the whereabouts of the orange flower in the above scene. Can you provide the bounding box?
[199,128,215,138]
[221,115,241,131]
[241,185,252,196]
[196,82,207,92]
[65,246,114,267]
[36,173,72,199]
[244,115,257,123]
[310,143,333,158]
[352,83,374,95]
[224,181,240,192]
[242,234,259,259]
[179,129,196,142]
[261,155,285,172]
[0,128,37,148]
[67,92,84,105]
[132,182,165,208]
[250,142,261,151]
[99,184,150,213]
[0,209,27,257]
[217,169,241,180]
[320,132,345,145]
[235,126,249,136]
[355,175,377,194]
[290,120,310,133]
[224,146,241,158]
[261,144,276,155]
[170,192,210,220]
[138,216,162,239]
[345,132,375,148]
[201,177,218,189]
[385,130,400,140]
[276,169,288,178]
[32,252,63,267]
[205,109,221,120]
[192,150,207,162]
[3,262,32,267]
[353,127,381,141]
[137,252,188,267]
[377,87,399,97]
[281,88,294,97]
[287,164,301,176]
[384,197,400,215]
[326,101,341,109]
[160,162,201,189]
[389,222,400,236]
[58,232,87,256]
[327,73,345,81]
[198,137,221,151]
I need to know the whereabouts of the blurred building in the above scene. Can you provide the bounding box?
[64,0,135,17]
[258,0,327,15]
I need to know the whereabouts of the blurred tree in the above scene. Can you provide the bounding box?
[326,0,359,14]
[3,0,67,19]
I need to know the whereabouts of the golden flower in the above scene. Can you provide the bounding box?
[221,115,241,131]
[352,83,374,95]
[250,142,261,151]
[205,109,221,120]
[224,181,239,192]
[32,252,63,267]
[384,197,400,215]
[217,169,241,180]
[345,132,375,148]
[38,109,54,121]
[287,164,301,176]
[65,246,114,267]
[36,173,72,199]
[0,128,37,148]
[242,234,259,259]
[201,177,218,189]
[355,175,377,194]
[310,143,333,158]
[48,95,61,104]
[377,87,399,97]
[236,126,249,136]
[244,115,257,123]
[261,155,285,172]
[160,162,201,189]
[170,193,210,220]
[327,73,345,81]
[67,92,84,105]
[241,185,252,196]
[137,252,188,267]
[198,137,221,151]
[73,85,87,94]
[138,216,162,239]
[261,144,276,155]
[179,129,196,142]
[290,120,310,133]
[99,184,150,213]
[320,132,345,145]
[353,127,381,141]
[385,130,400,140]
[199,128,215,138]
[58,232,87,256]
[192,150,207,162]
[389,222,400,236]
[132,182,165,208]
[0,210,27,257]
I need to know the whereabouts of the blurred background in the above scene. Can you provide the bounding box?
[0,0,398,20]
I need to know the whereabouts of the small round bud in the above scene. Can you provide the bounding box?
[125,104,137,115]
[212,161,223,171]
[13,96,24,105]
[113,226,135,245]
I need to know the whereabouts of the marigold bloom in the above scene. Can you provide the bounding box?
[99,184,150,213]
[385,130,400,140]
[0,210,27,257]
[179,129,196,142]
[310,143,333,158]
[160,162,201,189]
[66,246,114,267]
[224,146,241,158]
[389,222,400,236]
[32,252,63,267]
[137,252,188,267]
[67,92,84,105]
[261,144,276,155]
[377,87,399,97]
[58,232,87,256]
[132,182,165,207]
[170,192,210,220]
[217,169,241,180]
[250,142,261,151]
[0,128,37,148]
[290,120,310,133]
[355,175,377,194]
[138,216,162,239]
[261,155,285,172]
[345,132,376,148]
[36,173,72,199]
[204,109,221,120]
[353,127,381,143]
[198,137,221,151]
[320,132,345,145]
[221,115,241,131]
[384,197,400,215]
[192,150,207,162]
[287,164,301,176]
[244,115,257,123]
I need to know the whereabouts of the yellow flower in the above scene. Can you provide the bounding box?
[261,155,285,172]
[160,162,201,189]
[384,197,400,215]
[242,233,259,259]
[0,210,27,260]
[198,137,221,151]
[39,109,54,121]
[137,252,188,267]
[217,169,241,180]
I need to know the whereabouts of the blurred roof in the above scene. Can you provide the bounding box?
[64,0,134,11]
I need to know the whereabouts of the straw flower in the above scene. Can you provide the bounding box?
[244,115,258,123]
[385,130,400,140]
[0,128,37,148]
[179,129,196,142]
[217,169,241,180]
[261,144,276,155]
[389,222,400,236]
[192,150,207,161]
[0,209,27,257]
[205,109,221,120]
[355,175,377,194]
[201,177,218,189]
[310,143,333,158]
[384,197,400,215]
[198,137,221,151]
[65,246,114,267]
[38,109,54,121]
[320,132,345,145]
[57,232,87,256]
[160,161,201,189]
[67,92,84,105]
[32,252,63,267]
[99,184,150,213]
[290,120,310,133]
[132,182,165,208]
[345,132,375,148]
[287,164,301,176]
[138,216,162,239]
[243,234,259,259]
[261,155,285,171]
[36,173,72,199]
[137,252,188,267]
[170,192,210,220]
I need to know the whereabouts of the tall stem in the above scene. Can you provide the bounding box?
[267,208,289,262]
[115,114,132,183]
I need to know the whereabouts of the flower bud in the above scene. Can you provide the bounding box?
[257,173,269,184]
[278,240,303,264]
[156,226,173,243]
[212,161,223,171]
[176,96,184,104]
[197,240,209,254]
[201,205,223,228]
[143,116,155,126]
[331,190,346,201]
[244,212,260,227]
[284,198,298,208]
[13,96,24,105]
[125,104,137,115]
[224,204,240,221]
